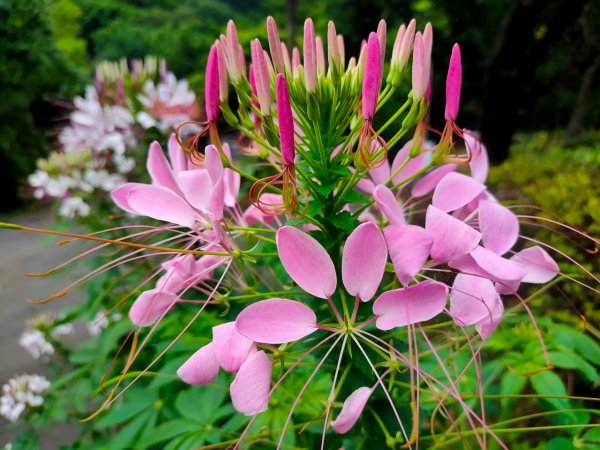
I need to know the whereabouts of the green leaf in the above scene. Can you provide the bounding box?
[499,370,527,408]
[138,418,202,448]
[545,437,575,450]
[554,326,600,365]
[313,181,337,197]
[530,370,572,414]
[548,350,599,384]
[328,211,357,232]
[174,384,228,423]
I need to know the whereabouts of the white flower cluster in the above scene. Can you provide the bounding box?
[137,71,198,132]
[18,330,54,360]
[86,310,110,336]
[0,375,50,422]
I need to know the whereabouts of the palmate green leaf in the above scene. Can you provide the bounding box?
[99,409,157,450]
[553,325,600,365]
[328,211,358,232]
[94,388,157,428]
[547,350,600,384]
[137,418,204,448]
[174,383,228,423]
[530,370,575,421]
[499,370,528,408]
[313,181,338,198]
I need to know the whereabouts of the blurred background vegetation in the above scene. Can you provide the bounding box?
[1,0,599,209]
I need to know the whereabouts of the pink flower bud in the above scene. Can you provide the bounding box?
[267,16,285,74]
[327,21,341,70]
[303,19,317,92]
[337,34,345,65]
[423,23,433,64]
[411,32,427,101]
[398,19,416,69]
[391,24,406,68]
[215,41,228,102]
[445,43,462,121]
[292,47,301,75]
[377,19,387,68]
[248,64,260,110]
[362,33,382,121]
[281,42,292,73]
[205,44,220,122]
[276,74,295,165]
[316,36,325,75]
[226,20,245,81]
[251,39,272,115]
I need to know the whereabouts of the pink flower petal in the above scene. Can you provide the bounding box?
[236,298,317,344]
[390,141,427,187]
[425,205,481,262]
[470,246,525,282]
[331,387,373,434]
[362,33,382,120]
[176,170,213,212]
[212,322,256,373]
[129,289,177,327]
[157,254,197,292]
[411,164,457,198]
[368,159,391,185]
[127,184,197,228]
[166,133,187,173]
[177,342,220,385]
[111,183,139,214]
[204,144,224,184]
[276,226,337,299]
[475,296,504,340]
[147,141,178,191]
[373,281,448,330]
[449,274,499,327]
[510,246,559,283]
[342,222,388,302]
[243,194,283,225]
[230,350,272,415]
[478,200,519,255]
[209,178,225,221]
[373,185,405,226]
[465,131,488,183]
[384,225,433,286]
[432,172,486,213]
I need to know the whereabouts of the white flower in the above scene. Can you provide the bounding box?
[59,197,91,218]
[52,323,74,337]
[18,330,54,360]
[0,374,50,422]
[87,310,109,336]
[113,154,135,174]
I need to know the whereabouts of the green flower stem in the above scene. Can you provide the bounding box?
[377,98,412,134]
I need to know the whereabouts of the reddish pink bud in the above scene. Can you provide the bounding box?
[205,44,220,122]
[398,19,416,69]
[251,39,272,115]
[423,23,433,62]
[377,19,387,68]
[411,32,427,101]
[303,19,317,92]
[444,43,462,121]
[362,32,382,120]
[248,64,260,110]
[267,16,285,74]
[276,74,295,165]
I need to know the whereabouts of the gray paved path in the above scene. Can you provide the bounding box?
[0,209,84,448]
